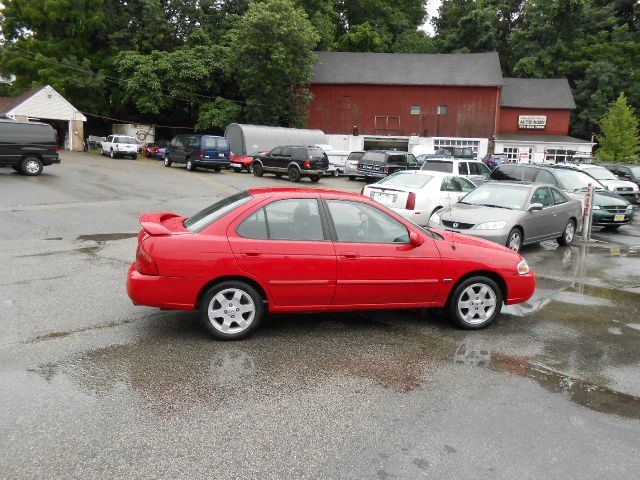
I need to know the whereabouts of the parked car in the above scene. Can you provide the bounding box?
[421,158,491,185]
[357,150,420,182]
[86,135,106,149]
[251,145,328,182]
[345,151,365,180]
[101,135,138,159]
[565,164,639,203]
[165,134,231,172]
[482,153,508,170]
[0,119,60,176]
[126,188,535,339]
[490,163,634,229]
[429,182,582,252]
[603,163,640,190]
[230,150,269,173]
[362,170,477,226]
[145,140,169,159]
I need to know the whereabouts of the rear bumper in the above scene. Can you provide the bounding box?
[195,159,230,168]
[126,263,196,310]
[43,156,60,165]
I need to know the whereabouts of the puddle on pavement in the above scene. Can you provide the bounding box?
[76,233,138,242]
[454,344,640,420]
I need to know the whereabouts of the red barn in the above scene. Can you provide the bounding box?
[307,52,593,161]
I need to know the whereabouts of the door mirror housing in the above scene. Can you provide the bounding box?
[409,231,424,246]
[528,203,544,212]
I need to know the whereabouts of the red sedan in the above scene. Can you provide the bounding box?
[127,188,535,340]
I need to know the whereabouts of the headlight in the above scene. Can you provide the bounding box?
[517,259,530,275]
[626,205,633,213]
[430,212,441,224]
[592,205,600,210]
[476,220,507,230]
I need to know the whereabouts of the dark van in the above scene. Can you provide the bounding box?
[0,119,60,176]
[165,134,231,172]
[356,150,419,182]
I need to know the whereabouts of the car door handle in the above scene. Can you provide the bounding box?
[243,250,262,257]
[341,252,359,259]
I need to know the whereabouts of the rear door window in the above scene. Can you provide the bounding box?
[456,177,476,192]
[531,187,554,208]
[264,199,324,241]
[534,170,558,186]
[457,162,469,175]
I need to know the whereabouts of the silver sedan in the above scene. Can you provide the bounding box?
[428,182,582,252]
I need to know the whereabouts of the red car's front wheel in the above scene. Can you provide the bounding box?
[448,276,503,329]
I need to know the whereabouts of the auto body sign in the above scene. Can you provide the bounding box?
[518,115,547,130]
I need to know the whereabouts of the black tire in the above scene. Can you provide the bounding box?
[233,167,242,173]
[252,162,264,177]
[132,154,137,160]
[348,175,356,181]
[288,166,301,182]
[448,276,503,329]
[213,167,221,172]
[186,159,196,171]
[20,156,43,176]
[333,169,340,177]
[506,227,523,252]
[164,157,172,167]
[199,281,264,340]
[309,175,321,182]
[557,219,576,246]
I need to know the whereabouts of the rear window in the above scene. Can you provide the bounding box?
[204,137,229,150]
[307,147,326,159]
[184,192,251,232]
[387,154,407,165]
[361,151,387,164]
[115,136,136,145]
[421,161,453,173]
[377,173,434,188]
[490,165,518,181]
[347,151,364,161]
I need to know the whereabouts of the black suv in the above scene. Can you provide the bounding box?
[252,145,329,182]
[0,119,60,175]
[356,150,420,182]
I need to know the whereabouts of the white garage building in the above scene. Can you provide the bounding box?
[0,85,86,151]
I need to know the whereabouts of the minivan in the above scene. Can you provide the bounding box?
[165,134,231,172]
[0,119,60,176]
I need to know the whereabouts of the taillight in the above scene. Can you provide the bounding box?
[136,242,158,275]
[384,167,389,173]
[56,145,60,152]
[304,159,311,168]
[406,192,416,210]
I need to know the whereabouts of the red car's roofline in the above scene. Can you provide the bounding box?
[246,187,363,198]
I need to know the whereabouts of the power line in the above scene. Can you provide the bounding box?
[4,46,248,106]
[81,111,195,129]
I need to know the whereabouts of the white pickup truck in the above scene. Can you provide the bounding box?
[101,135,138,159]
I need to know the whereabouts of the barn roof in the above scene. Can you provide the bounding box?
[311,51,504,86]
[0,86,45,114]
[501,78,576,109]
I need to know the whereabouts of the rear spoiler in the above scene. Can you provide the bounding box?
[139,212,180,236]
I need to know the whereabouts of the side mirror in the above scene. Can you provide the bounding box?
[409,231,424,246]
[528,203,543,212]
[618,173,628,178]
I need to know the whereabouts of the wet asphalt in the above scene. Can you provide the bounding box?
[1,152,639,479]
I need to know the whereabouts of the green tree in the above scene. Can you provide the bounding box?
[597,93,640,161]
[337,22,389,52]
[195,98,243,131]
[391,30,437,53]
[228,0,319,127]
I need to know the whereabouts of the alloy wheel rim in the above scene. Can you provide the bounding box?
[457,283,497,325]
[207,288,256,335]
[508,231,521,251]
[25,160,40,174]
[565,222,575,242]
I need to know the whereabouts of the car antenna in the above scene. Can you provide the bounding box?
[448,184,456,251]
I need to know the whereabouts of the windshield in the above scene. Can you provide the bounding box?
[421,161,453,173]
[460,184,530,210]
[553,169,604,191]
[582,166,617,181]
[377,173,434,189]
[184,192,251,232]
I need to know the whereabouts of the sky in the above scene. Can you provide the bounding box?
[423,0,442,35]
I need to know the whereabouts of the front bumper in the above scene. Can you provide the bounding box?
[592,209,633,226]
[504,271,536,305]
